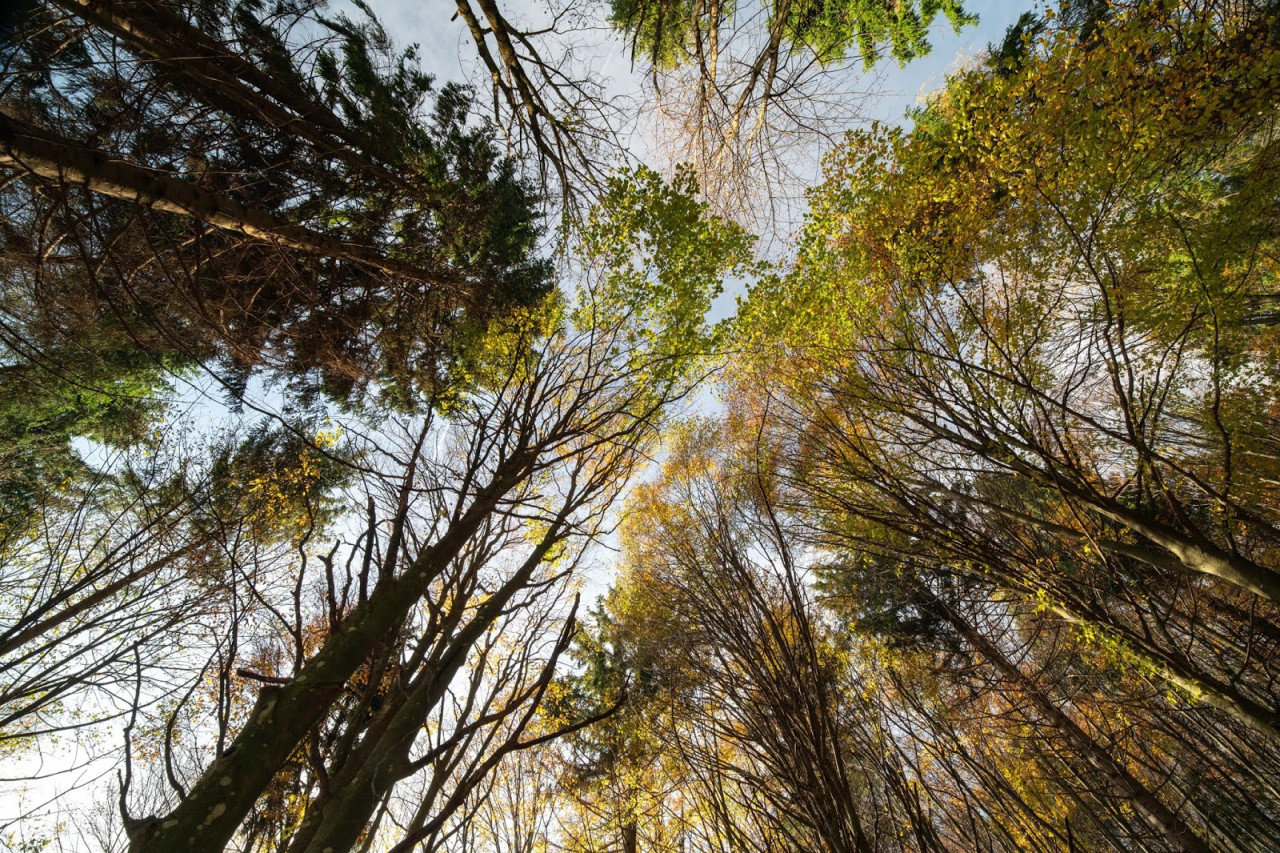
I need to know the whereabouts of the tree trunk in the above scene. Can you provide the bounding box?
[126,465,527,853]
[294,531,570,853]
[50,0,400,183]
[926,485,1280,744]
[0,111,454,289]
[933,594,1212,853]
[1044,602,1280,745]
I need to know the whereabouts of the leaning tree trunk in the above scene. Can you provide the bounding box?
[124,460,537,853]
[931,593,1212,853]
[0,111,455,289]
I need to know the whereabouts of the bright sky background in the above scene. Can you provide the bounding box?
[374,0,1034,140]
[357,0,1037,307]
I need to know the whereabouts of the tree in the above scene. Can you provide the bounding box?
[606,418,944,852]
[450,0,628,211]
[2,0,551,412]
[0,415,350,752]
[722,0,1280,847]
[735,0,1280,629]
[0,5,558,728]
[610,0,973,230]
[544,602,678,853]
[113,165,753,853]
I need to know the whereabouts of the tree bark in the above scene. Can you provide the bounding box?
[917,414,1280,606]
[935,595,1212,853]
[126,463,528,853]
[293,525,570,853]
[930,485,1280,743]
[0,111,454,288]
[1043,602,1280,745]
[49,0,400,183]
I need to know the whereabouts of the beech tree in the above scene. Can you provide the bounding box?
[105,164,751,852]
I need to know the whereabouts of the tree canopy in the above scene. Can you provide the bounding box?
[7,0,1280,850]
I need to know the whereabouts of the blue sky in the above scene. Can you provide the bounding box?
[342,0,1038,254]
[371,0,1036,128]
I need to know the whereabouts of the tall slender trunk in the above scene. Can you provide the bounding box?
[0,111,454,288]
[909,412,1280,606]
[291,528,570,853]
[886,484,1280,744]
[50,0,404,184]
[126,461,529,853]
[932,593,1212,853]
[1043,601,1280,744]
[0,541,200,658]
